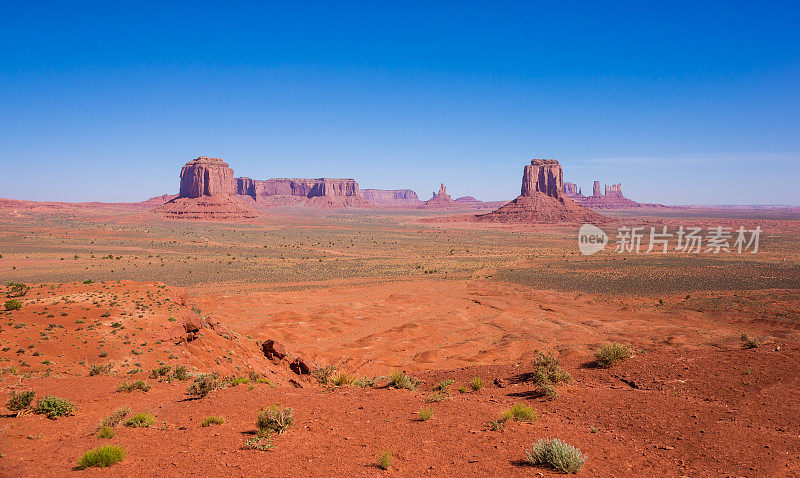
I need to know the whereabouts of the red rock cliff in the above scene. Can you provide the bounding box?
[179,157,235,198]
[521,159,563,199]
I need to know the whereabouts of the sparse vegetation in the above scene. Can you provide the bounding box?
[741,333,760,349]
[500,403,537,423]
[99,407,130,428]
[595,343,633,368]
[256,405,293,436]
[117,380,151,393]
[331,370,356,387]
[434,379,454,391]
[97,426,115,439]
[6,390,35,412]
[242,435,273,451]
[377,449,392,470]
[187,373,219,398]
[76,445,125,469]
[124,412,155,428]
[524,438,587,474]
[388,370,418,391]
[34,396,75,419]
[469,376,485,391]
[3,300,22,311]
[173,365,189,381]
[88,363,113,376]
[417,407,433,421]
[529,352,572,399]
[201,416,225,427]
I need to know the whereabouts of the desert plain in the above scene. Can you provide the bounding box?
[0,199,798,477]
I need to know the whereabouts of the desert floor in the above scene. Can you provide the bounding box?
[0,206,798,476]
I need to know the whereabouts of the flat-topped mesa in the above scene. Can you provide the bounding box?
[235,178,361,199]
[179,157,235,198]
[362,189,421,206]
[521,159,563,199]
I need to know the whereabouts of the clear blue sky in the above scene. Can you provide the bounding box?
[1,1,798,204]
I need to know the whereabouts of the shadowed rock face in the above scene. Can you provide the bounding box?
[521,159,563,199]
[179,157,235,198]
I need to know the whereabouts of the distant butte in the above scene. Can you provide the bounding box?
[563,180,662,208]
[422,183,460,209]
[476,159,606,223]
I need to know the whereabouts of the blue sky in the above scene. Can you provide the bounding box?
[1,2,798,204]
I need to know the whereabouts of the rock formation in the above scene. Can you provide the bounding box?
[563,180,658,208]
[476,159,606,224]
[521,159,564,198]
[235,177,372,209]
[155,157,260,220]
[361,189,422,207]
[423,183,459,209]
[179,157,236,198]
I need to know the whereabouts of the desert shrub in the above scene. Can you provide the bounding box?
[149,365,171,379]
[98,351,107,358]
[469,376,485,391]
[377,449,392,470]
[34,396,75,419]
[187,373,219,398]
[434,379,454,391]
[4,300,22,311]
[256,404,293,436]
[388,370,418,391]
[242,435,273,451]
[201,415,225,427]
[425,391,449,403]
[331,370,356,387]
[524,438,586,474]
[354,376,378,388]
[99,407,130,428]
[489,419,505,431]
[6,390,35,412]
[312,365,337,385]
[76,445,125,469]
[228,376,250,387]
[124,412,155,428]
[117,380,150,393]
[500,403,537,423]
[88,363,113,376]
[418,407,433,421]
[6,282,29,297]
[741,334,760,349]
[530,352,571,398]
[83,279,94,284]
[97,426,116,439]
[595,343,633,368]
[173,365,189,381]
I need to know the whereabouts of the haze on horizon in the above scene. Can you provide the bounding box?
[1,2,798,205]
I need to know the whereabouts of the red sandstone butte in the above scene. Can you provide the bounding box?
[476,158,606,223]
[422,183,460,209]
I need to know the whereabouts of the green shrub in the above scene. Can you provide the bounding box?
[312,365,337,385]
[124,412,155,428]
[500,403,537,423]
[530,352,572,398]
[99,407,131,428]
[149,365,171,379]
[4,300,22,311]
[77,445,125,469]
[6,390,35,412]
[353,376,378,388]
[173,365,189,381]
[256,404,293,436]
[97,426,115,439]
[418,407,433,421]
[434,379,454,391]
[187,373,218,398]
[6,282,29,297]
[228,377,250,387]
[331,370,356,387]
[88,363,112,376]
[241,435,273,451]
[117,380,150,393]
[489,419,505,431]
[595,343,633,368]
[469,376,485,391]
[34,396,75,419]
[201,416,225,427]
[524,438,586,474]
[388,370,418,391]
[377,449,392,470]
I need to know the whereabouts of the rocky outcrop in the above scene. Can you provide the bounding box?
[423,184,459,209]
[362,189,422,207]
[236,177,372,209]
[521,159,564,199]
[179,157,235,198]
[476,159,606,224]
[563,182,580,197]
[155,157,260,220]
[563,181,658,209]
[592,181,602,197]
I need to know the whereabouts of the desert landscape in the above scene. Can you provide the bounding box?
[0,154,798,476]
[3,3,799,476]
